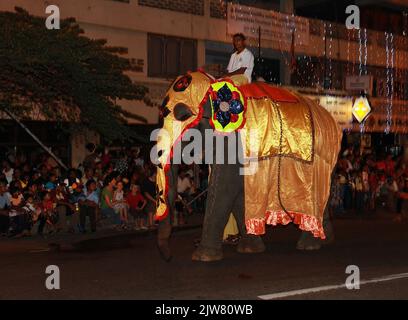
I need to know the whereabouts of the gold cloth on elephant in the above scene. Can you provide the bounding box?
[242,94,341,238]
[239,83,313,162]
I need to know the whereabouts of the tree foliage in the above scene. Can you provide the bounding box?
[0,7,149,141]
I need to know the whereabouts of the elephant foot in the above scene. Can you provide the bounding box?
[237,236,265,254]
[157,239,172,262]
[296,241,322,251]
[192,245,223,262]
[296,232,323,251]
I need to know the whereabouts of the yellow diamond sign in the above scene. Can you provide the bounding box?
[352,97,371,123]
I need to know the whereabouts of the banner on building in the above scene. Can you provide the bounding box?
[227,3,309,46]
[345,75,373,95]
[306,95,353,130]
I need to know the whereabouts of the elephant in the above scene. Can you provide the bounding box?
[154,71,342,262]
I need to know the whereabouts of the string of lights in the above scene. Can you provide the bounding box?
[384,32,395,134]
[358,28,363,76]
[328,23,333,89]
[363,28,368,75]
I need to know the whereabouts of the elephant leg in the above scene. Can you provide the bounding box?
[231,190,266,254]
[192,163,241,262]
[296,203,334,251]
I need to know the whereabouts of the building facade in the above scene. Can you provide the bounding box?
[1,0,408,163]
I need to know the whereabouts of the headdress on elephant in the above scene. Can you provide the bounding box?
[155,71,247,220]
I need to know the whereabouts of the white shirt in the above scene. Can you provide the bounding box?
[227,48,254,83]
[3,168,14,184]
[177,177,192,194]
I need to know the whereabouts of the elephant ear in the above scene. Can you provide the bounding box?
[209,80,246,133]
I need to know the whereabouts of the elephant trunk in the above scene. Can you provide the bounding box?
[157,163,178,262]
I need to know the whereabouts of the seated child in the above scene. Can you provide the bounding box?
[40,191,58,235]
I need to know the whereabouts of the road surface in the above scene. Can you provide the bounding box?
[1,214,408,300]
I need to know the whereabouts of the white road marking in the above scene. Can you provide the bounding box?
[258,272,408,300]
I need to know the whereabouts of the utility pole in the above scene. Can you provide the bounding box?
[4,109,68,170]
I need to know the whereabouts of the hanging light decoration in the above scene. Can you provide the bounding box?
[328,23,333,89]
[356,28,366,133]
[385,32,394,134]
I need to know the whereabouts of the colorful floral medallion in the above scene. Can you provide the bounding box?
[209,81,246,133]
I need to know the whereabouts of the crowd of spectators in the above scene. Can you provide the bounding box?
[1,142,407,239]
[329,147,408,221]
[0,143,206,238]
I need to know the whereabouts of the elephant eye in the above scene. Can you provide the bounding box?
[174,103,193,121]
[173,75,192,92]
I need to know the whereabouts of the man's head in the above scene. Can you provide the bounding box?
[116,181,124,191]
[233,33,246,53]
[3,161,11,170]
[26,194,34,204]
[86,179,97,192]
[148,170,157,182]
[13,168,21,180]
[39,164,48,177]
[29,182,38,192]
[85,168,94,178]
[69,169,77,179]
[43,191,51,201]
[104,173,117,188]
[0,182,6,194]
[131,184,141,194]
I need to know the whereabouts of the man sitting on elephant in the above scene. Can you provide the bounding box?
[225,33,254,86]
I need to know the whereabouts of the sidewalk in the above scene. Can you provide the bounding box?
[1,209,400,255]
[0,213,204,255]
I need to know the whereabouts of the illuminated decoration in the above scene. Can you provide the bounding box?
[384,32,394,134]
[328,23,333,88]
[209,81,245,133]
[363,28,368,73]
[358,28,362,76]
[357,28,370,133]
[352,96,371,123]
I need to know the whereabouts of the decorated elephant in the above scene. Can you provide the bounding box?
[153,71,342,262]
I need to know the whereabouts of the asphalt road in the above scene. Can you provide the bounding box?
[1,214,408,300]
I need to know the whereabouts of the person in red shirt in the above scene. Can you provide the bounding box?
[368,172,378,211]
[38,191,57,235]
[376,159,386,172]
[384,154,395,177]
[127,184,147,230]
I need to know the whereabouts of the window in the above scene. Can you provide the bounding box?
[148,34,197,78]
